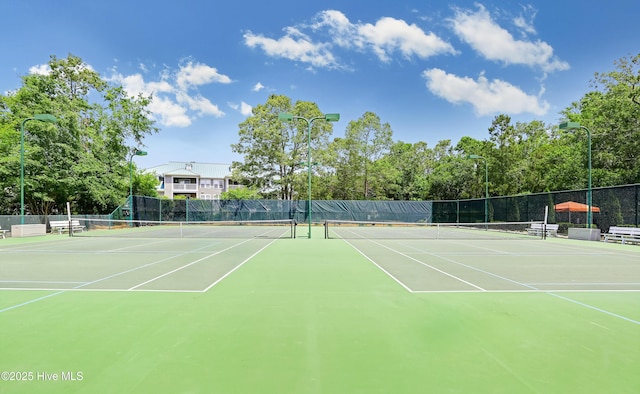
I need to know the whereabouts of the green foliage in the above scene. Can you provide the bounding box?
[220,187,262,200]
[330,112,393,199]
[133,171,159,198]
[3,51,638,215]
[226,53,639,206]
[231,94,334,200]
[0,54,157,215]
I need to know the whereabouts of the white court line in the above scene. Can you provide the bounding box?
[0,280,88,284]
[549,292,640,325]
[369,239,486,291]
[0,287,202,293]
[343,239,413,292]
[344,238,485,292]
[201,238,278,292]
[410,289,640,293]
[340,237,640,326]
[0,239,236,313]
[0,291,66,313]
[527,282,640,286]
[128,238,258,290]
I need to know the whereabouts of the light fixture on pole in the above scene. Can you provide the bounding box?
[467,154,488,224]
[20,114,58,224]
[278,112,340,238]
[559,121,592,228]
[129,149,148,223]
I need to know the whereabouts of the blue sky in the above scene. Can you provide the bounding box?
[2,1,638,169]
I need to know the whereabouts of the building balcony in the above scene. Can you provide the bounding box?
[172,184,198,191]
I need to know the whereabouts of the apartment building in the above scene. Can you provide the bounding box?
[145,161,241,199]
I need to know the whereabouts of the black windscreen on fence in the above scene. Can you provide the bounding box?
[431,184,640,229]
[104,183,640,231]
[128,197,434,224]
[4,185,637,234]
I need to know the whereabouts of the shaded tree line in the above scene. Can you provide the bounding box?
[232,53,640,202]
[1,53,638,217]
[0,54,158,216]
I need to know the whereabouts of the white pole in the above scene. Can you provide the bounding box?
[66,202,72,237]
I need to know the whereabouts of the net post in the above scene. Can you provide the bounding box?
[291,219,296,239]
[543,206,549,240]
[67,202,73,238]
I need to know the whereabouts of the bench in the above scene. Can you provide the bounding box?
[50,220,85,234]
[603,226,640,244]
[527,223,559,237]
[0,225,7,239]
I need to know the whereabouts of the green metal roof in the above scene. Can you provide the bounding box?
[144,161,232,178]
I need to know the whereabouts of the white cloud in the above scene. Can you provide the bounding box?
[240,101,252,116]
[107,60,232,128]
[252,82,265,92]
[422,68,549,116]
[244,28,338,69]
[177,93,224,117]
[513,16,535,36]
[176,61,232,90]
[228,101,253,116]
[29,64,51,75]
[352,15,457,62]
[513,5,538,36]
[148,96,192,127]
[450,5,569,72]
[29,62,95,76]
[244,9,456,68]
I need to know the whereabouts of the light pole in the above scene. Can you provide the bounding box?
[279,112,340,238]
[559,121,592,228]
[20,114,57,224]
[467,154,488,224]
[129,149,148,223]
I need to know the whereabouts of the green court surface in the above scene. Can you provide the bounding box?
[1,228,639,393]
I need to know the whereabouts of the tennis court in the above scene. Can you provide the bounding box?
[1,222,639,393]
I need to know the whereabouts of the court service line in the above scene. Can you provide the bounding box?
[343,239,413,292]
[0,240,225,313]
[0,287,203,293]
[401,243,545,291]
[369,239,486,291]
[387,242,640,326]
[128,238,259,290]
[547,292,640,325]
[0,291,66,313]
[201,238,278,292]
[0,280,88,284]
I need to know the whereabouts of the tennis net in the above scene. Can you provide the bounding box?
[72,218,296,239]
[324,220,546,240]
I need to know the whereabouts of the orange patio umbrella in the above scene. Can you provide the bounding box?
[554,201,600,224]
[554,201,600,213]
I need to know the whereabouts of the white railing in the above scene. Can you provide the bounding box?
[172,184,198,191]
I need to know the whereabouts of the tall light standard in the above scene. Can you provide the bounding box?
[129,149,147,223]
[278,112,340,238]
[467,154,488,224]
[20,114,58,224]
[559,121,592,228]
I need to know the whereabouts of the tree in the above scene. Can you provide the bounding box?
[486,114,521,197]
[231,94,334,200]
[0,54,157,215]
[331,112,393,199]
[426,140,477,200]
[561,53,640,186]
[376,141,433,200]
[133,171,159,198]
[220,187,262,200]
